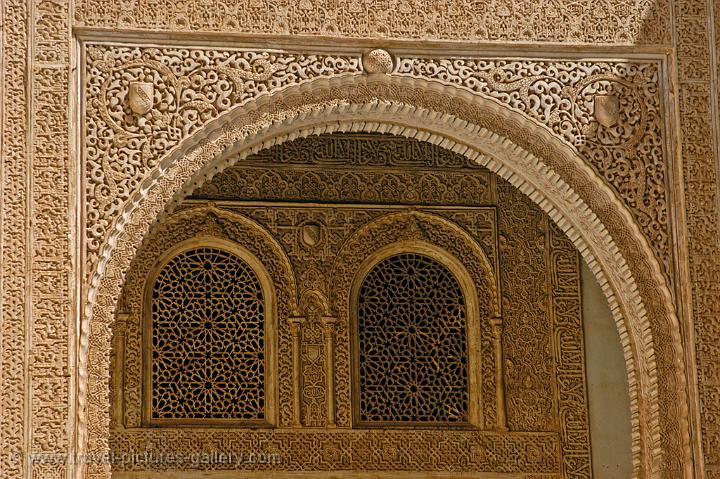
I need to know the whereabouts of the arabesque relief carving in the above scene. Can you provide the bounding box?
[84,44,361,266]
[73,0,672,45]
[395,58,670,278]
[84,45,672,293]
[1,0,714,477]
[110,134,591,477]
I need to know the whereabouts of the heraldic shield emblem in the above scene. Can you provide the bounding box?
[128,81,154,115]
[593,93,619,128]
[301,223,322,247]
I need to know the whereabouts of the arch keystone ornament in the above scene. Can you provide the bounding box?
[363,48,394,74]
[79,45,690,479]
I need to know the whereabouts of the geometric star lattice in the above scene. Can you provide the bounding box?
[357,253,469,424]
[150,247,265,420]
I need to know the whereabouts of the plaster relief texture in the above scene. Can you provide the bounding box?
[0,1,717,479]
[107,134,595,476]
[79,41,681,479]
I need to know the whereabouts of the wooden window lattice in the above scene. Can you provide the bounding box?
[357,253,470,425]
[150,246,266,421]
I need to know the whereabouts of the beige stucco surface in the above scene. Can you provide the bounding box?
[2,0,719,477]
[582,261,632,478]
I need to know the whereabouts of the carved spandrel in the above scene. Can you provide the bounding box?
[84,45,362,268]
[396,58,671,282]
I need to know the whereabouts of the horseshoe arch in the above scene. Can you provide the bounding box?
[79,74,689,479]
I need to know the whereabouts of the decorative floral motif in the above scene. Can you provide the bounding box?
[84,44,362,266]
[363,49,394,74]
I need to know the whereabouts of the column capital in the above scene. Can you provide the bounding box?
[320,316,338,331]
[114,311,132,333]
[288,316,306,334]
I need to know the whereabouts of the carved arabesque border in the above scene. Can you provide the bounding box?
[81,74,685,479]
[673,0,720,476]
[0,2,73,479]
[72,0,672,45]
[84,45,672,285]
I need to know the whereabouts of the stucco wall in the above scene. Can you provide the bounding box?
[583,261,632,478]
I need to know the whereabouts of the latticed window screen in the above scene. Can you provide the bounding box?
[150,247,265,421]
[357,253,470,424]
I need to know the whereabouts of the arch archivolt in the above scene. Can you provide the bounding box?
[79,65,689,479]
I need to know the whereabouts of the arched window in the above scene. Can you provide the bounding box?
[353,251,474,427]
[144,241,274,426]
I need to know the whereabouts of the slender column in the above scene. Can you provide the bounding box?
[321,316,338,427]
[490,317,508,431]
[112,311,130,429]
[288,316,305,427]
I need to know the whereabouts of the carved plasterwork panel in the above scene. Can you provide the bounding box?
[118,208,298,429]
[193,132,495,206]
[0,0,713,477]
[497,182,555,432]
[394,58,670,279]
[298,292,328,427]
[0,1,73,479]
[73,0,672,45]
[548,221,592,477]
[81,75,682,479]
[1,2,31,478]
[111,429,561,475]
[84,44,361,267]
[83,45,672,294]
[112,133,592,476]
[674,0,720,475]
